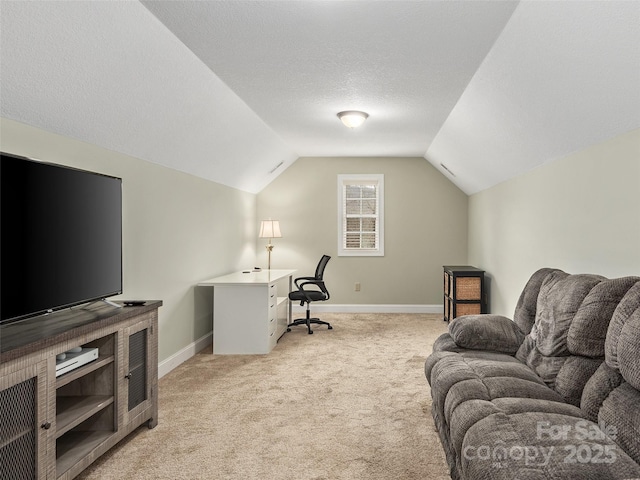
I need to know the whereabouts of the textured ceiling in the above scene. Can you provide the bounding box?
[1,1,639,194]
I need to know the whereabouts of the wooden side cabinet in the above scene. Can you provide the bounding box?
[0,301,161,479]
[443,266,487,322]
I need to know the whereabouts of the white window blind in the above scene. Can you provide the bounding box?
[337,174,384,256]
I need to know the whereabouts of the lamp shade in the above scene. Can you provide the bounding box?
[259,219,282,238]
[337,110,369,128]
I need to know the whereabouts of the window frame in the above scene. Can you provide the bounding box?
[337,174,384,257]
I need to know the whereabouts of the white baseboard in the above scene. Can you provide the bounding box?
[292,304,442,314]
[158,332,212,379]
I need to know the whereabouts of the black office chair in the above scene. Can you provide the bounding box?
[287,255,332,335]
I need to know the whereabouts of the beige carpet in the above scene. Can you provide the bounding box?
[76,313,450,480]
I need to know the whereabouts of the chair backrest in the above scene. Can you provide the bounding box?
[315,255,331,280]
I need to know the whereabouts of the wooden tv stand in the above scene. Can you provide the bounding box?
[0,300,161,479]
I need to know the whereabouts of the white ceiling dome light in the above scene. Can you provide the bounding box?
[337,111,369,128]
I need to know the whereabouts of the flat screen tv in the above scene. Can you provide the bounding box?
[1,152,123,324]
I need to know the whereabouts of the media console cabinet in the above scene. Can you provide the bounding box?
[0,300,161,479]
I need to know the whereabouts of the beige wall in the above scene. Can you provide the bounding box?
[0,122,467,363]
[0,118,257,361]
[257,157,468,306]
[8,116,634,360]
[469,128,640,317]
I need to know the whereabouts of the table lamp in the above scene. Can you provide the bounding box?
[259,219,282,270]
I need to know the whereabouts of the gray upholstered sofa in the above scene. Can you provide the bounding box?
[425,268,640,480]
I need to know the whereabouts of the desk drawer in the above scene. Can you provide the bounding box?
[268,284,278,319]
[268,284,278,348]
[268,311,277,334]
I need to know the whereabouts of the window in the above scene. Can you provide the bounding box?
[337,174,384,256]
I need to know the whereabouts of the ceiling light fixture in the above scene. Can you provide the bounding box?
[337,110,369,128]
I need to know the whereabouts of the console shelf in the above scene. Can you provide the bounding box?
[56,396,114,438]
[56,431,113,477]
[56,355,115,389]
[0,300,161,479]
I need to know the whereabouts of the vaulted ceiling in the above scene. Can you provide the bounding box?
[1,1,639,194]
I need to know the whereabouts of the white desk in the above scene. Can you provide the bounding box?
[198,269,296,354]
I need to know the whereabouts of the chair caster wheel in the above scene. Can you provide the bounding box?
[287,328,291,332]
[308,330,313,334]
[328,325,333,330]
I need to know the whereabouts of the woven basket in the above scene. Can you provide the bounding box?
[455,303,482,317]
[444,273,450,295]
[455,277,481,300]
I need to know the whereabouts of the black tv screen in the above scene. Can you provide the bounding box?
[1,152,122,324]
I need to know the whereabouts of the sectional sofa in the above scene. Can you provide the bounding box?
[425,268,640,479]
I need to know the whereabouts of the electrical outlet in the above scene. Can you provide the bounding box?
[355,282,361,292]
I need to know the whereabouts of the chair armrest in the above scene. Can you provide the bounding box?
[448,315,525,354]
[298,279,322,288]
[294,276,317,288]
[292,279,329,303]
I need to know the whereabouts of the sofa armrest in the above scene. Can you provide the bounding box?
[449,315,525,354]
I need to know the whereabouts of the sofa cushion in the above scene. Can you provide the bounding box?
[520,344,569,389]
[430,355,562,431]
[432,332,522,362]
[513,268,563,335]
[425,350,457,386]
[618,314,640,390]
[581,285,640,464]
[599,382,640,465]
[450,399,583,470]
[515,331,536,363]
[449,400,501,459]
[567,276,640,357]
[521,273,639,406]
[433,331,462,353]
[430,352,576,480]
[444,376,562,426]
[461,412,640,479]
[427,334,522,388]
[449,315,525,354]
[554,356,602,407]
[605,281,640,384]
[580,362,624,423]
[534,272,604,357]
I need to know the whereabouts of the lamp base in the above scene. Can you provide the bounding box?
[265,243,274,270]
